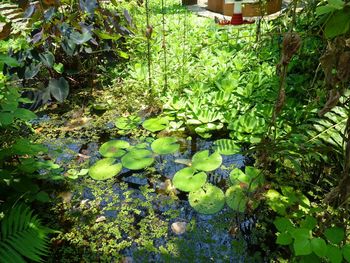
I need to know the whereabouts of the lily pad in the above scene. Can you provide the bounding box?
[188,183,225,214]
[99,140,130,158]
[151,137,180,155]
[115,115,141,130]
[142,117,169,132]
[191,150,222,171]
[172,167,207,192]
[121,149,154,170]
[225,185,247,212]
[89,158,122,180]
[213,139,240,155]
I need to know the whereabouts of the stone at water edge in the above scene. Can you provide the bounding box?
[171,221,187,235]
[95,216,106,223]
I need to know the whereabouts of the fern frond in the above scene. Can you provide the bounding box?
[0,204,50,263]
[307,106,347,151]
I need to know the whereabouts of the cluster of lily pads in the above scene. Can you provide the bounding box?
[172,152,264,214]
[88,116,265,214]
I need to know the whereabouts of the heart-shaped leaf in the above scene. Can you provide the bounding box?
[172,167,207,192]
[225,185,247,212]
[343,244,350,262]
[151,137,180,155]
[142,117,169,132]
[121,149,154,170]
[229,167,264,191]
[189,183,225,214]
[191,150,222,171]
[25,63,41,79]
[99,140,130,158]
[48,77,69,102]
[89,158,122,180]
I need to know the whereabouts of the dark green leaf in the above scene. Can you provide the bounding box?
[327,245,343,263]
[324,227,344,244]
[39,51,55,68]
[325,9,350,38]
[276,232,293,245]
[274,217,294,232]
[311,238,327,258]
[343,244,350,262]
[294,238,312,256]
[48,77,69,102]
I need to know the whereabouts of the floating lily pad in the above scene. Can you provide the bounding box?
[99,140,130,158]
[229,167,264,191]
[188,184,225,214]
[172,167,207,192]
[213,139,240,155]
[89,158,122,180]
[115,115,141,130]
[151,137,180,155]
[191,150,222,171]
[225,185,247,212]
[121,149,154,170]
[142,117,169,132]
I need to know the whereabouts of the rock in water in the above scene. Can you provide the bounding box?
[171,221,187,235]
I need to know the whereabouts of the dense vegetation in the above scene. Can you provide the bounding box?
[0,0,350,262]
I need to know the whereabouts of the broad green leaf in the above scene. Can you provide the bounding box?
[324,227,344,244]
[300,216,317,230]
[13,108,37,121]
[0,112,14,125]
[276,232,293,245]
[328,0,345,9]
[24,63,41,79]
[311,238,327,258]
[274,217,294,232]
[172,167,207,192]
[189,183,225,214]
[327,245,343,263]
[115,115,141,130]
[53,63,64,74]
[143,117,169,132]
[291,228,311,240]
[213,139,240,155]
[99,140,130,158]
[265,189,288,215]
[316,5,336,16]
[151,137,180,155]
[191,150,222,171]
[225,185,247,212]
[121,149,154,170]
[48,77,69,102]
[89,158,122,180]
[299,253,322,263]
[343,244,350,262]
[325,9,350,39]
[294,238,312,256]
[39,51,55,68]
[0,54,20,67]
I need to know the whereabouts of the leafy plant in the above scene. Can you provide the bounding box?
[0,204,51,263]
[172,167,207,192]
[151,137,180,154]
[142,117,169,132]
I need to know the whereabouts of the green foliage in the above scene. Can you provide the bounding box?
[172,167,207,192]
[188,183,225,214]
[0,204,51,263]
[99,140,130,158]
[121,149,155,170]
[151,137,180,154]
[142,117,169,132]
[88,158,122,180]
[1,0,133,107]
[191,150,222,172]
